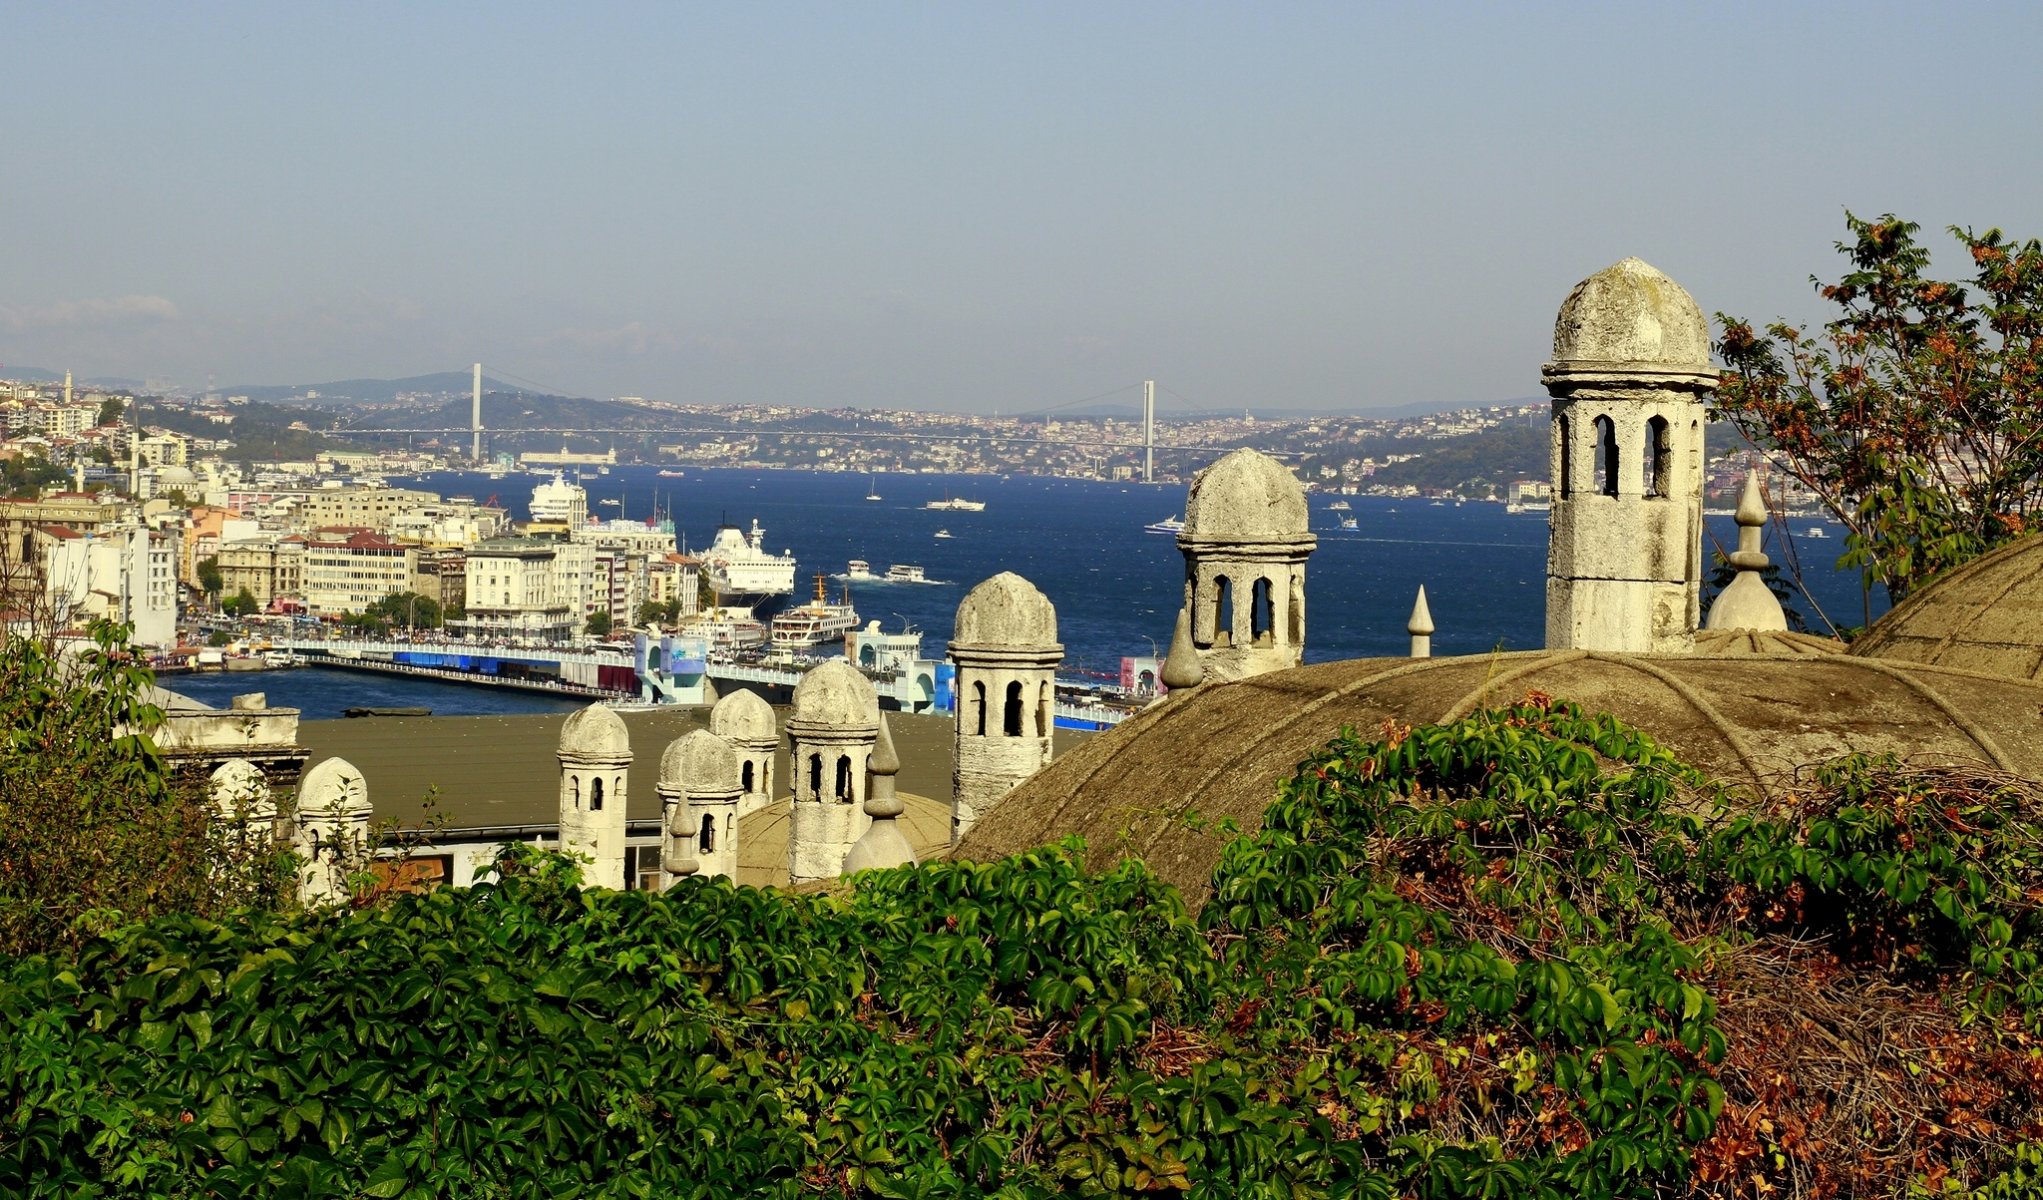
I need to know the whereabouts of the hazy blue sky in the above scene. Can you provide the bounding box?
[6,3,2039,413]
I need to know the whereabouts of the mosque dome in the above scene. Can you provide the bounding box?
[1550,257,1711,368]
[661,729,742,794]
[558,703,630,761]
[788,659,878,730]
[1851,533,2043,682]
[952,572,1059,648]
[1180,448,1312,543]
[952,649,2043,909]
[157,465,199,488]
[709,688,777,743]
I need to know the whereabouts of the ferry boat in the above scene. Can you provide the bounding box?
[769,575,860,649]
[1506,501,1553,515]
[701,519,797,606]
[658,469,685,478]
[1339,516,1359,530]
[933,529,953,539]
[1327,500,1352,511]
[1803,526,1830,539]
[1144,515,1187,535]
[924,495,986,512]
[598,498,621,508]
[885,564,939,584]
[839,559,879,582]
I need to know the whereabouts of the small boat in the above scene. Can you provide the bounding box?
[1144,515,1187,535]
[933,529,953,539]
[1339,517,1358,530]
[840,559,878,582]
[1803,526,1830,539]
[658,469,685,478]
[865,474,882,501]
[1327,500,1352,511]
[598,498,621,508]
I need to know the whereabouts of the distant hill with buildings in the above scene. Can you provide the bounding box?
[226,372,519,407]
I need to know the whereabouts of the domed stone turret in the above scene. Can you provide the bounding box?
[949,573,1063,842]
[1182,448,1312,542]
[1176,448,1316,682]
[657,730,745,882]
[1550,257,1711,369]
[786,659,880,885]
[953,572,1059,648]
[296,756,372,906]
[1542,258,1719,654]
[710,688,778,815]
[557,703,631,889]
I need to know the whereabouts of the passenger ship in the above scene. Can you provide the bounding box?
[700,518,797,607]
[768,576,860,650]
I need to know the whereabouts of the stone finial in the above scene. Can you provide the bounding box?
[1704,472,1789,633]
[844,714,915,874]
[1160,605,1204,691]
[1407,585,1435,659]
[663,799,700,880]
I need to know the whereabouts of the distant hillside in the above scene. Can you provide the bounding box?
[1,366,149,389]
[353,392,677,432]
[226,372,521,406]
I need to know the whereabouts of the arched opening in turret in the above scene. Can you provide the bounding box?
[590,777,604,811]
[972,681,987,736]
[1594,415,1618,497]
[808,753,822,799]
[834,755,852,803]
[741,760,755,793]
[1288,573,1304,644]
[1249,577,1274,646]
[1003,681,1024,736]
[1644,416,1671,498]
[570,776,580,810]
[1556,414,1572,497]
[699,813,715,852]
[1037,680,1051,738]
[1212,575,1233,648]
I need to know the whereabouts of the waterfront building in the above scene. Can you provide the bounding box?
[217,534,307,609]
[301,531,418,617]
[458,537,583,640]
[948,572,1061,842]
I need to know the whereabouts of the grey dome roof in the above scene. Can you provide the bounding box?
[1852,534,2043,682]
[953,648,2043,910]
[709,688,777,742]
[1551,257,1710,368]
[157,465,199,486]
[1181,448,1312,542]
[789,659,878,729]
[954,572,1059,647]
[558,703,631,759]
[659,729,742,794]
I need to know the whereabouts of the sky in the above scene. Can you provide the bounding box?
[5,2,2040,415]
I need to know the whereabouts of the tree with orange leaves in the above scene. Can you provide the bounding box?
[1714,213,2043,608]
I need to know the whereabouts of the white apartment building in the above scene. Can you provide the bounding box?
[33,524,178,648]
[301,532,418,617]
[460,537,585,639]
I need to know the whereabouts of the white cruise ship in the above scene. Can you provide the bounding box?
[701,519,797,606]
[923,495,986,512]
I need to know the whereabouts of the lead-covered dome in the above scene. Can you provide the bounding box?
[953,572,1059,648]
[789,659,878,730]
[1852,534,2043,682]
[558,703,631,760]
[1550,257,1710,368]
[709,688,777,743]
[1181,448,1311,542]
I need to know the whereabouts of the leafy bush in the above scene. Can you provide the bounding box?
[4,697,2042,1196]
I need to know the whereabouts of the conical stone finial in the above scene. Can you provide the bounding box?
[1704,471,1788,633]
[1407,585,1435,658]
[1159,605,1204,691]
[843,714,915,873]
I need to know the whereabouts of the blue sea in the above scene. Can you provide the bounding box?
[171,466,1886,718]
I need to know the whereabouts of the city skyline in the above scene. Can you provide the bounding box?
[6,2,2040,413]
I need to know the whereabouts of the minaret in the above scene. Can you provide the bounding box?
[64,371,72,406]
[1408,586,1434,658]
[1543,257,1719,653]
[785,659,879,885]
[295,756,372,906]
[1704,472,1789,632]
[658,730,744,883]
[1177,448,1317,682]
[556,704,632,889]
[709,688,778,817]
[948,572,1062,842]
